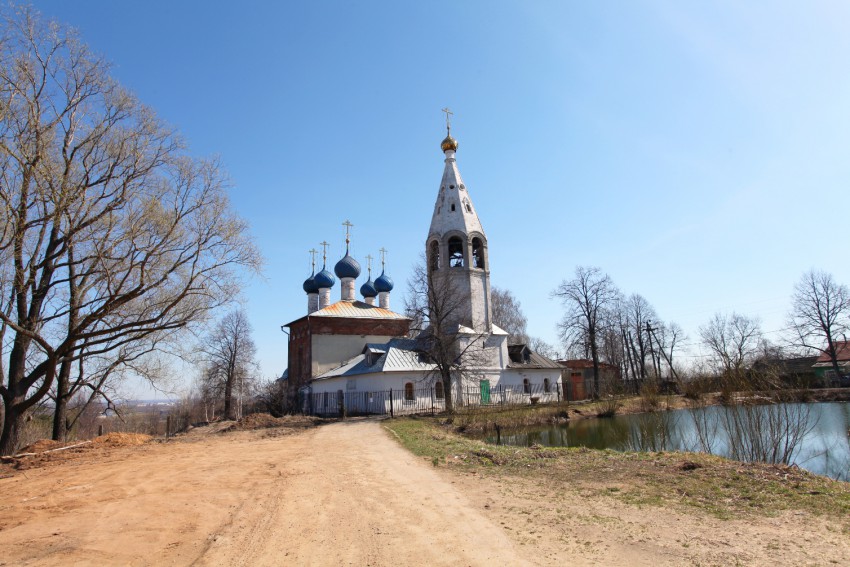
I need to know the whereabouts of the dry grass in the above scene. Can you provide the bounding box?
[387,416,850,525]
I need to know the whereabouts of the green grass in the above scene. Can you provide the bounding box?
[385,416,850,525]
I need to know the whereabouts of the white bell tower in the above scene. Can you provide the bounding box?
[425,109,492,333]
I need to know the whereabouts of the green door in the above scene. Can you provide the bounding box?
[480,380,490,404]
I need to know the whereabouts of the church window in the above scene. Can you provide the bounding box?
[463,198,471,213]
[451,204,456,212]
[429,240,440,272]
[472,238,485,269]
[450,184,455,189]
[404,382,415,401]
[523,378,531,394]
[448,237,464,267]
[544,378,551,393]
[434,381,444,399]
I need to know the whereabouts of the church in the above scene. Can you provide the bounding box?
[283,118,562,415]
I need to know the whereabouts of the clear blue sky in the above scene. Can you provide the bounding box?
[29,1,850,395]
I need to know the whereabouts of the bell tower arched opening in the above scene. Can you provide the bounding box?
[472,237,485,269]
[448,236,464,268]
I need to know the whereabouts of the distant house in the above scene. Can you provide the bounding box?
[812,341,850,384]
[556,359,621,401]
[751,355,818,387]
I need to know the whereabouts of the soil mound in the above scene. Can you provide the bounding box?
[93,432,152,447]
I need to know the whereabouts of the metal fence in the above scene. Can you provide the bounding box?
[302,382,567,417]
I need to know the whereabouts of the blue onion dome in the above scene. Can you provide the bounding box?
[374,270,394,293]
[334,253,361,279]
[302,272,319,294]
[313,268,336,289]
[360,278,378,298]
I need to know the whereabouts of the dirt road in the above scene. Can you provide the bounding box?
[1,418,848,566]
[0,419,527,566]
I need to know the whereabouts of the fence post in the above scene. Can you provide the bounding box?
[98,424,104,437]
[557,382,561,403]
[389,389,394,418]
[166,415,171,440]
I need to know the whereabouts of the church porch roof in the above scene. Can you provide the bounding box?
[313,338,435,380]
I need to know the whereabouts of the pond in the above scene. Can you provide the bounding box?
[482,402,850,481]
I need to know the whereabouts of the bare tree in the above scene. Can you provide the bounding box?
[697,312,777,398]
[50,337,167,440]
[553,266,619,397]
[0,7,261,454]
[653,321,685,381]
[618,294,658,383]
[490,286,528,344]
[699,312,763,377]
[404,257,488,413]
[788,269,850,379]
[529,336,559,359]
[201,310,257,421]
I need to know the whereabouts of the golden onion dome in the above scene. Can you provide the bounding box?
[440,134,458,153]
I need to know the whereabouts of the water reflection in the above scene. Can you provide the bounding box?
[484,402,850,481]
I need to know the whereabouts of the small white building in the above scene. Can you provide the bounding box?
[286,123,562,415]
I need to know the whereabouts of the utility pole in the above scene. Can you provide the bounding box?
[647,322,681,383]
[646,321,661,382]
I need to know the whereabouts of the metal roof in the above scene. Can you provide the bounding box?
[815,341,850,364]
[508,345,564,370]
[309,300,408,320]
[314,338,435,380]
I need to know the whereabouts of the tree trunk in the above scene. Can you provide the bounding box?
[0,393,24,456]
[1,336,31,455]
[442,372,454,413]
[589,329,600,398]
[224,369,235,421]
[52,358,73,441]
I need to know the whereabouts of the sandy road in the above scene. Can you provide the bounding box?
[0,419,527,566]
[3,418,848,566]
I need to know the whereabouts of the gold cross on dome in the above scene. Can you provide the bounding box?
[319,241,330,265]
[441,107,453,133]
[342,219,354,246]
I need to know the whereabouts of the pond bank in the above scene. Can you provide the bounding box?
[445,389,850,435]
[387,417,850,564]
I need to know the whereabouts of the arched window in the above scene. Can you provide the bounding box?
[448,237,464,267]
[472,237,485,269]
[463,198,471,213]
[451,203,456,212]
[523,378,531,394]
[434,381,444,399]
[544,378,551,393]
[429,240,440,272]
[404,382,414,401]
